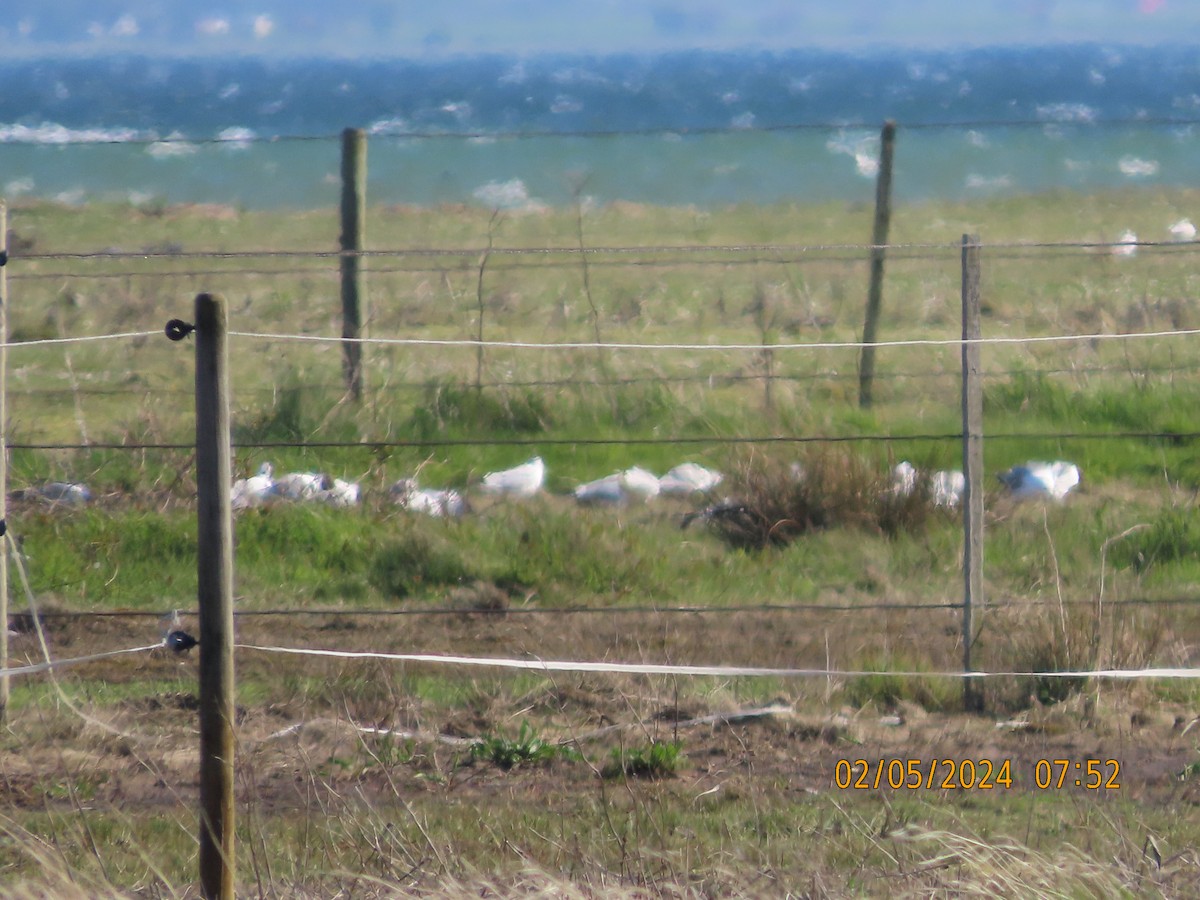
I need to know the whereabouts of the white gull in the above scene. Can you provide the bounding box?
[658,462,722,495]
[1169,218,1196,242]
[391,478,466,517]
[271,471,330,501]
[997,461,1081,501]
[480,456,545,498]
[1112,229,1138,258]
[231,462,274,510]
[319,478,360,507]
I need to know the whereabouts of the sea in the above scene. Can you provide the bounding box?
[0,44,1197,211]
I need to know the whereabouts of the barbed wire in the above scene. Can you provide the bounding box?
[2,319,1195,354]
[6,429,1199,453]
[9,237,1200,265]
[221,325,1200,353]
[19,593,1199,622]
[2,316,1190,367]
[11,356,1196,399]
[8,243,1199,282]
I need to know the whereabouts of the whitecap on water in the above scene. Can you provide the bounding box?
[368,117,410,135]
[498,61,527,85]
[854,152,879,178]
[54,188,87,206]
[550,95,583,115]
[4,177,33,196]
[217,127,255,149]
[1036,103,1097,124]
[147,140,197,159]
[472,178,547,212]
[440,101,472,121]
[965,173,1013,191]
[0,122,143,144]
[826,130,879,179]
[1118,155,1158,177]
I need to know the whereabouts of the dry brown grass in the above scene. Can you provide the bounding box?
[685,447,936,550]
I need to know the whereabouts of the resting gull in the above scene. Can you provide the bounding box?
[231,462,274,510]
[658,462,722,495]
[391,478,467,517]
[997,460,1081,501]
[480,456,545,498]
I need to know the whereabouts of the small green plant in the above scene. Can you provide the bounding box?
[369,531,475,598]
[1113,507,1200,574]
[409,381,549,437]
[842,653,956,712]
[372,734,417,768]
[602,740,683,780]
[1178,758,1200,782]
[469,721,574,770]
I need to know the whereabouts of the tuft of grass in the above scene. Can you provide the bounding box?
[602,740,683,779]
[469,721,577,770]
[889,824,1138,898]
[409,381,549,437]
[369,530,476,598]
[1111,505,1200,576]
[842,653,958,712]
[693,448,938,550]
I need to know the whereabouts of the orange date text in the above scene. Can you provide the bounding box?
[833,758,1013,790]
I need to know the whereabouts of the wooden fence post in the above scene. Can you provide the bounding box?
[194,293,236,899]
[960,235,985,713]
[0,204,8,725]
[858,120,897,409]
[340,127,367,401]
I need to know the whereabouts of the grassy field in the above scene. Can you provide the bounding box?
[1,189,1200,896]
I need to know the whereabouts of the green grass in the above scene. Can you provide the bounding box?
[4,190,1200,895]
[469,721,578,770]
[602,740,684,779]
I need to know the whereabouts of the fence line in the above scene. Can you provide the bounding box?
[236,642,1200,681]
[21,593,1200,621]
[10,237,1200,264]
[8,428,1200,453]
[5,354,1200,400]
[1,321,1196,354]
[0,642,166,679]
[2,330,159,350]
[215,325,1200,353]
[8,244,1199,282]
[5,634,1196,683]
[8,351,1200,396]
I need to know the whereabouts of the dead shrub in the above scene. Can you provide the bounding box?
[692,448,936,550]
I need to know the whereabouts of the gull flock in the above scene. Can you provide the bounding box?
[221,455,1077,517]
[225,455,729,516]
[12,457,1082,517]
[1111,217,1195,258]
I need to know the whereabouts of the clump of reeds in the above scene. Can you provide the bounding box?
[692,448,936,550]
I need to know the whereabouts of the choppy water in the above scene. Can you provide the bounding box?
[1,45,1197,209]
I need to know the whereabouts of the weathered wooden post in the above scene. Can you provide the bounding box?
[194,293,236,899]
[960,235,985,713]
[0,204,9,724]
[858,120,897,409]
[340,127,367,401]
